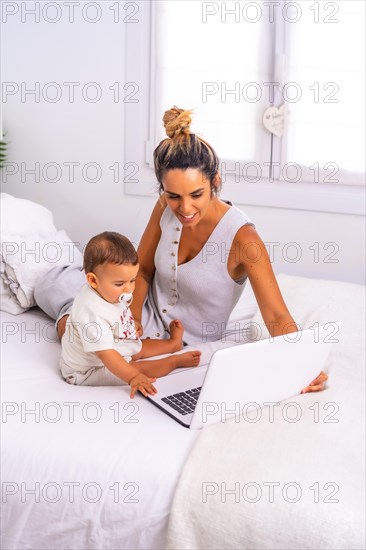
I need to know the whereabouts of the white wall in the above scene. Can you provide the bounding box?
[2,5,365,284]
[1,3,128,241]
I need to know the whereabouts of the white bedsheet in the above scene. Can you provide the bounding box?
[1,308,200,550]
[1,279,258,550]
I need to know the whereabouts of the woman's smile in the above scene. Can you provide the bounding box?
[178,212,198,224]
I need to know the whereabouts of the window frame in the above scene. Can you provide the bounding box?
[276,2,365,189]
[124,1,365,216]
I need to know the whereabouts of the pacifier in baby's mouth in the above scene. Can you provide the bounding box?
[118,292,133,306]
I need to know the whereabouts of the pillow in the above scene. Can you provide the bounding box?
[0,193,56,235]
[0,193,82,315]
[0,193,58,314]
[0,277,26,314]
[1,230,83,313]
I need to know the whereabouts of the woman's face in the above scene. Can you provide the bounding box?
[162,168,215,227]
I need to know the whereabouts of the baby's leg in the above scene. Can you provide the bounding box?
[60,358,126,386]
[130,350,201,378]
[79,367,126,386]
[133,320,186,360]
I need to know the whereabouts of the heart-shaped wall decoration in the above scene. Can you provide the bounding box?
[263,105,285,137]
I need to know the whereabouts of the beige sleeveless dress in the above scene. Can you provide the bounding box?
[142,203,254,345]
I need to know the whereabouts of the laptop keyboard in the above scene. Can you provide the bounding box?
[161,387,202,416]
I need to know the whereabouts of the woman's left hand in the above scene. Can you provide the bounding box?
[300,371,328,394]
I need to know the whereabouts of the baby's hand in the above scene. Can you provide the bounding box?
[300,370,328,394]
[129,373,157,399]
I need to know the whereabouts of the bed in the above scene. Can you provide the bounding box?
[1,195,365,549]
[2,273,365,549]
[1,305,201,549]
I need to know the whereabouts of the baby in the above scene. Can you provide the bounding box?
[60,231,201,397]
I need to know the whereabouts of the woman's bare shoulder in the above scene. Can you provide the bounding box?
[231,223,270,270]
[138,195,167,253]
[150,195,167,223]
[234,223,263,246]
[137,197,168,273]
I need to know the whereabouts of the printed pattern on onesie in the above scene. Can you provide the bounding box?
[118,305,138,340]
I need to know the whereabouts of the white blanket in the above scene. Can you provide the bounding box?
[1,230,83,309]
[0,193,82,313]
[166,275,366,550]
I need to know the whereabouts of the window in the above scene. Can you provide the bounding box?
[152,0,272,167]
[124,0,365,215]
[281,0,365,186]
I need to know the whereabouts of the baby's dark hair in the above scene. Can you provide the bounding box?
[83,231,138,273]
[154,106,222,195]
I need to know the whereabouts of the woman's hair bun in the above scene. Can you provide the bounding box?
[163,106,193,138]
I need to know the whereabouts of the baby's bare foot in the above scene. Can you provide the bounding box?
[174,351,201,369]
[169,320,184,352]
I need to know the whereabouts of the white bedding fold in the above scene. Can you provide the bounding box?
[1,230,83,310]
[0,193,83,314]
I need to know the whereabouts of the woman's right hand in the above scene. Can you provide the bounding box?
[57,315,69,340]
[134,319,143,338]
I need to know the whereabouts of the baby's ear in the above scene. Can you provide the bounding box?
[86,272,98,288]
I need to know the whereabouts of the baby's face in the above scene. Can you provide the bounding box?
[90,262,139,304]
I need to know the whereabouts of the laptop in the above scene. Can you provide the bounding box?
[145,323,339,429]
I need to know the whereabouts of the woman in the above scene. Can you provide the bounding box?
[35,106,327,393]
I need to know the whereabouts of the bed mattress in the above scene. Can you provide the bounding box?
[1,308,200,549]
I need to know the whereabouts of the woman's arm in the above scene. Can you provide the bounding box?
[232,224,327,392]
[233,224,298,337]
[130,197,167,331]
